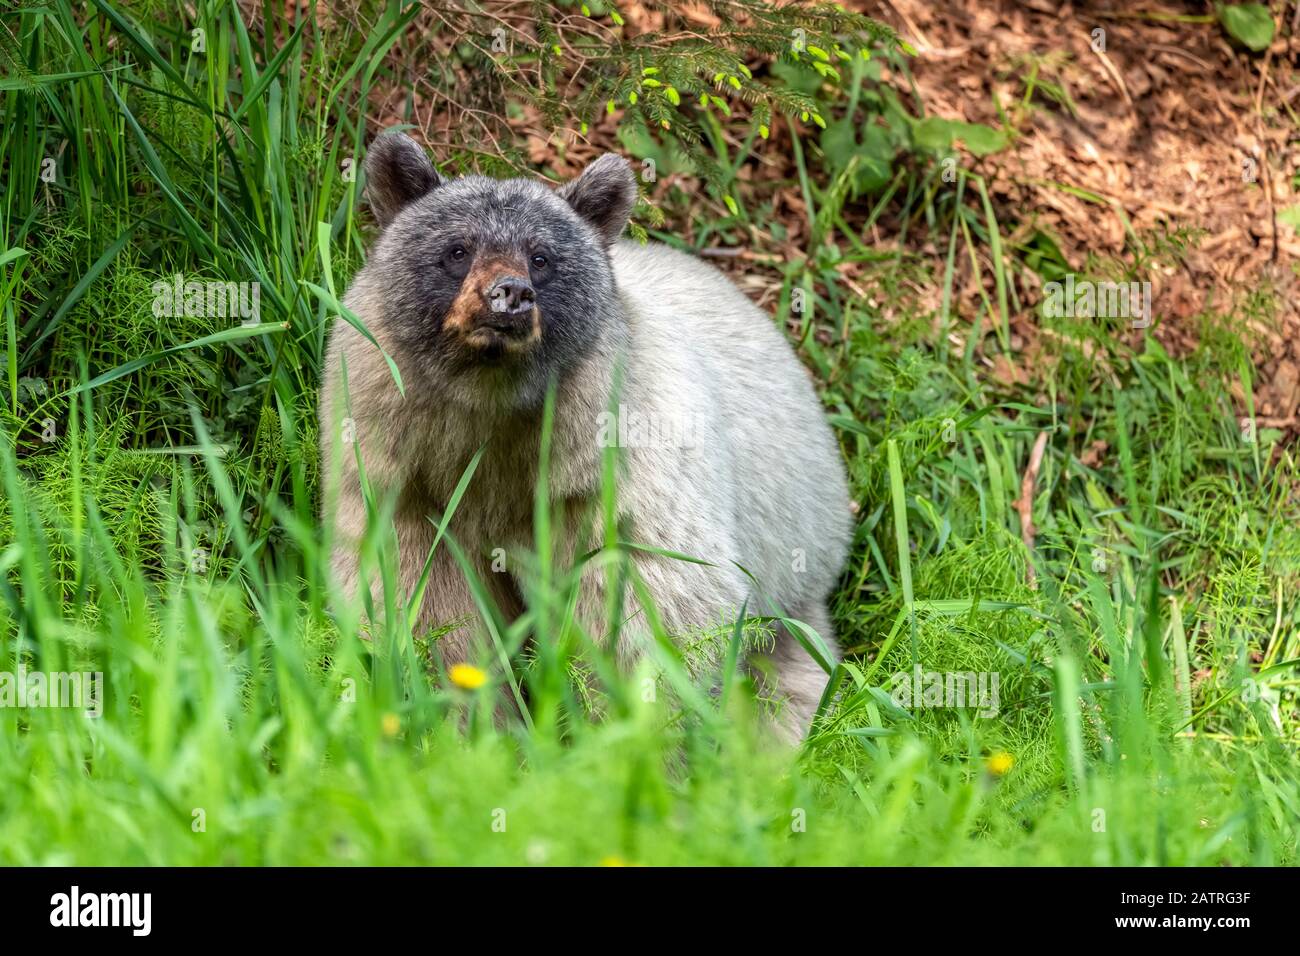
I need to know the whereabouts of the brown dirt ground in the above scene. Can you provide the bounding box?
[351,0,1300,432]
[871,0,1300,430]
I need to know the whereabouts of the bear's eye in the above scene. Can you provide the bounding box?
[530,254,549,270]
[447,245,468,262]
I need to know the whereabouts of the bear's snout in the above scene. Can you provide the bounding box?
[443,255,542,352]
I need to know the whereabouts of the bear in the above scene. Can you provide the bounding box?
[319,131,853,741]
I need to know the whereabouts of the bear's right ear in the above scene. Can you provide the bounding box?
[364,132,445,229]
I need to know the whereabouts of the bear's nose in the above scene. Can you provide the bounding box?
[486,276,536,316]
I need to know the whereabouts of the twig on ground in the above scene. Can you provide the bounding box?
[1014,431,1050,588]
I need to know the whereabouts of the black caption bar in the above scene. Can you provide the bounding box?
[0,866,1276,942]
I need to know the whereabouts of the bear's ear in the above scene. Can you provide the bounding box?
[557,153,637,247]
[364,131,445,229]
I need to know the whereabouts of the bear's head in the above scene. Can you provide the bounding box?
[360,131,636,412]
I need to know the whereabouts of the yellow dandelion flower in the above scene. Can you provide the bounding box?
[600,855,627,867]
[986,751,1014,776]
[381,713,400,737]
[449,663,488,690]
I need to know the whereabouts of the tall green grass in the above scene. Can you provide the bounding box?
[0,1,1296,865]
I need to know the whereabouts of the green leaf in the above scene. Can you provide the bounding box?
[617,124,695,176]
[855,123,894,193]
[1218,3,1275,52]
[779,615,837,675]
[911,116,956,151]
[913,117,1007,157]
[819,118,858,170]
[953,121,1008,157]
[770,60,824,96]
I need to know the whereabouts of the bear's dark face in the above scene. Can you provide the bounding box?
[360,133,636,413]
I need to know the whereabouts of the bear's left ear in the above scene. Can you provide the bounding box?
[557,153,637,247]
